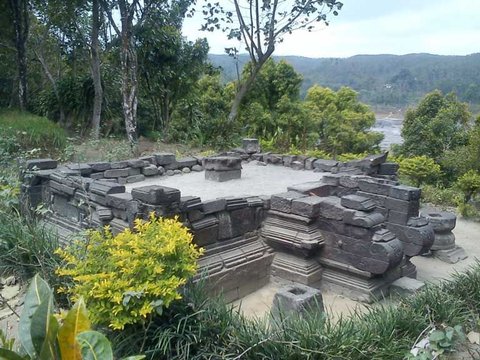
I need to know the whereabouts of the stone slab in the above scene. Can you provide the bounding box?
[205,169,241,182]
[390,277,425,296]
[131,185,181,205]
[26,159,57,171]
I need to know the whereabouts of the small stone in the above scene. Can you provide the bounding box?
[182,167,191,174]
[142,164,159,176]
[166,170,174,176]
[192,164,203,172]
[173,169,182,175]
[390,277,425,296]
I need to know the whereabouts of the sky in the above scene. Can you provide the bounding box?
[182,0,480,58]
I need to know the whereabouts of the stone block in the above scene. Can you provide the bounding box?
[164,162,181,171]
[282,155,297,167]
[205,169,241,182]
[358,179,392,196]
[343,211,385,228]
[317,197,346,221]
[142,164,158,176]
[287,182,334,197]
[26,158,57,171]
[217,211,233,240]
[49,181,75,196]
[341,194,376,211]
[202,198,227,214]
[389,185,421,201]
[190,216,219,247]
[126,174,145,183]
[271,191,307,213]
[110,161,128,169]
[364,152,388,166]
[131,185,181,205]
[385,197,419,217]
[231,207,256,236]
[339,175,368,188]
[387,221,435,257]
[291,160,304,170]
[225,197,248,210]
[139,156,156,165]
[127,159,147,168]
[421,211,456,232]
[106,192,133,210]
[90,172,104,180]
[179,196,203,212]
[177,157,198,168]
[272,283,324,316]
[387,210,414,225]
[251,153,265,161]
[313,159,339,172]
[242,138,260,153]
[304,157,317,170]
[204,156,242,171]
[356,191,387,207]
[291,196,324,218]
[66,163,92,176]
[390,277,425,296]
[97,206,113,221]
[379,162,399,175]
[433,246,468,264]
[104,168,129,178]
[430,232,456,251]
[154,153,176,166]
[192,164,203,172]
[265,153,283,165]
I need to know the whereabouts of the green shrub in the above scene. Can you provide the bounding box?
[398,156,442,187]
[421,184,462,207]
[56,214,204,330]
[0,110,67,156]
[457,170,480,203]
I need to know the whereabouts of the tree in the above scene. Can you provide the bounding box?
[8,0,29,110]
[239,59,312,149]
[137,14,209,135]
[201,0,343,122]
[401,90,471,159]
[305,85,383,156]
[100,0,194,149]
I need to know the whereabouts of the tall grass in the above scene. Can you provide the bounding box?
[0,109,67,155]
[110,263,480,360]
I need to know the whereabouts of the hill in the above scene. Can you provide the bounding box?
[209,53,480,108]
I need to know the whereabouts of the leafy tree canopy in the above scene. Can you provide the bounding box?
[305,85,383,155]
[401,90,472,159]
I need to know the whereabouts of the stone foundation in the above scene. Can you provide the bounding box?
[20,145,439,302]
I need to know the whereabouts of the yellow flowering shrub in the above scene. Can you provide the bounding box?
[56,213,204,330]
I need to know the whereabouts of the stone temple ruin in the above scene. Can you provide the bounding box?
[20,139,464,303]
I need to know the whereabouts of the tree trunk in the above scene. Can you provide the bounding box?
[9,0,29,110]
[34,49,65,124]
[119,1,138,150]
[90,0,103,139]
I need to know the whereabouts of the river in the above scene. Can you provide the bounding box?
[371,116,403,150]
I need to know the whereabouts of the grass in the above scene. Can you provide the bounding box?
[0,109,67,156]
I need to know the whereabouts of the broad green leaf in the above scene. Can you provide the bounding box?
[58,298,91,360]
[76,331,113,360]
[0,348,26,360]
[30,296,59,360]
[429,330,446,342]
[19,275,52,358]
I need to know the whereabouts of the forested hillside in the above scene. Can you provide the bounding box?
[210,53,480,107]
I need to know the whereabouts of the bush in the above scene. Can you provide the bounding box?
[457,170,480,203]
[421,184,462,207]
[56,214,204,330]
[398,156,442,187]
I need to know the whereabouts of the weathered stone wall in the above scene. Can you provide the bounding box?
[20,147,432,302]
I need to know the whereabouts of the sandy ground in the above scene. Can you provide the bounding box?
[125,162,324,200]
